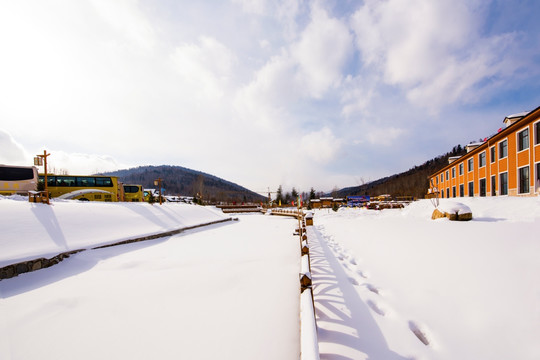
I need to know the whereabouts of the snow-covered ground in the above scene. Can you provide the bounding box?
[0,197,229,267]
[0,198,300,360]
[310,197,540,360]
[1,196,539,360]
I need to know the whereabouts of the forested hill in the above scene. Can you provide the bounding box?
[335,145,467,199]
[100,165,266,203]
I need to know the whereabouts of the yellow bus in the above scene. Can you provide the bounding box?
[0,165,39,196]
[39,174,121,201]
[123,184,144,202]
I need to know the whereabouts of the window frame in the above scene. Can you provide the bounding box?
[500,172,508,196]
[459,184,464,197]
[517,128,529,152]
[468,181,474,197]
[499,139,508,159]
[518,165,530,194]
[479,178,486,197]
[467,157,474,172]
[491,175,496,196]
[535,120,540,146]
[479,151,486,168]
[490,146,496,163]
[459,163,464,176]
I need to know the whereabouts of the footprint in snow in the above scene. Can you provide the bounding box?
[366,284,380,295]
[348,277,359,285]
[367,300,386,316]
[357,270,369,279]
[408,321,431,346]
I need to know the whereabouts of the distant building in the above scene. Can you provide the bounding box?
[429,106,540,198]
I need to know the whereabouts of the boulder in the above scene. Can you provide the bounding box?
[432,201,472,221]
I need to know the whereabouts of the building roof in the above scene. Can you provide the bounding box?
[504,111,529,120]
[430,105,540,178]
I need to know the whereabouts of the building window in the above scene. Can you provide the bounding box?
[519,166,529,194]
[468,158,474,172]
[440,174,443,183]
[499,139,508,159]
[535,122,540,145]
[537,163,540,188]
[468,181,474,197]
[446,188,449,198]
[479,178,486,197]
[459,184,464,197]
[490,146,496,163]
[441,189,444,198]
[452,186,456,198]
[452,167,456,178]
[446,170,449,181]
[518,128,529,152]
[459,163,464,176]
[500,172,508,195]
[479,152,486,167]
[491,175,496,196]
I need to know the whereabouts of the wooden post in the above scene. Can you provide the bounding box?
[37,150,50,205]
[154,178,163,205]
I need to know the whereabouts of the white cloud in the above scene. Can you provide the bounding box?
[300,127,342,164]
[45,151,127,175]
[350,0,522,110]
[170,36,238,100]
[366,126,406,147]
[90,0,156,53]
[0,130,29,165]
[292,5,354,98]
[231,0,268,15]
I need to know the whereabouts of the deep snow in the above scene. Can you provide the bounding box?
[310,197,540,360]
[0,199,300,360]
[1,196,539,360]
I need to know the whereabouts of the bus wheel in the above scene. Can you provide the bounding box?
[79,198,90,202]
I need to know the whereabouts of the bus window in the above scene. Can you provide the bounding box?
[77,177,95,187]
[0,165,38,195]
[56,176,76,187]
[95,177,113,187]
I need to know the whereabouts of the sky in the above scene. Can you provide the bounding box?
[1,0,540,194]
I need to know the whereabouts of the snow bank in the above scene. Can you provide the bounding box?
[437,201,471,215]
[312,197,540,360]
[0,197,229,267]
[0,214,300,360]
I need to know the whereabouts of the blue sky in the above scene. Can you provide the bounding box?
[1,0,540,194]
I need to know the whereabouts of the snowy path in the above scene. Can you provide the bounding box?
[308,225,410,360]
[0,214,300,360]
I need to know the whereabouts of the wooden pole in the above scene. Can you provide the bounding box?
[38,150,50,205]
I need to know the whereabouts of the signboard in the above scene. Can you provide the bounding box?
[34,157,43,166]
[347,195,370,207]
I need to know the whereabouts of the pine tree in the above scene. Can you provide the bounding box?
[276,185,283,206]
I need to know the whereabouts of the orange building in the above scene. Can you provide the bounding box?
[429,106,540,198]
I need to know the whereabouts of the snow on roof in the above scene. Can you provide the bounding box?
[505,111,529,119]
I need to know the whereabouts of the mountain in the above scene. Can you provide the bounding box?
[335,145,467,199]
[100,165,266,203]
